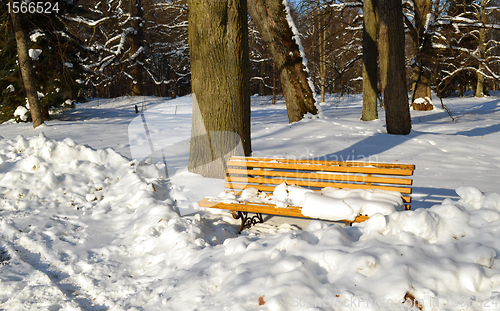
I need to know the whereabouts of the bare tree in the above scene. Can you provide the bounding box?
[431,0,500,97]
[248,16,273,97]
[129,0,144,96]
[299,1,364,98]
[362,0,379,121]
[317,0,327,103]
[142,0,190,98]
[10,7,44,128]
[476,0,488,96]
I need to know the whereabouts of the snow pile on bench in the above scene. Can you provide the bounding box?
[215,182,404,221]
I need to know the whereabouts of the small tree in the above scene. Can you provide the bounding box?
[10,8,44,128]
[362,0,379,121]
[1,0,86,124]
[128,0,144,96]
[0,22,23,123]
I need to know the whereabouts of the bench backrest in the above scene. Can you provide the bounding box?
[224,156,415,208]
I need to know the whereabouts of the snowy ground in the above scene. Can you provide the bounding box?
[1,93,500,310]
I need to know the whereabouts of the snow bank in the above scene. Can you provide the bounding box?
[0,134,200,309]
[362,186,500,244]
[188,187,500,310]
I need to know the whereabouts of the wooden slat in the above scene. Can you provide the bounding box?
[230,156,415,171]
[199,198,303,216]
[227,176,412,191]
[226,169,413,186]
[198,198,370,223]
[227,160,415,176]
[226,181,413,194]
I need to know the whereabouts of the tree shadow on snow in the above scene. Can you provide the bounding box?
[453,123,500,137]
[412,97,500,130]
[320,131,417,163]
[317,131,462,210]
[410,186,460,209]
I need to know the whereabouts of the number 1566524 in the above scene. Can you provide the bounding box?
[7,2,59,14]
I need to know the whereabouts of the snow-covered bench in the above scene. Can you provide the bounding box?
[199,156,415,232]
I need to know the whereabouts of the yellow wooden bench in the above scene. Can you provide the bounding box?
[199,156,415,232]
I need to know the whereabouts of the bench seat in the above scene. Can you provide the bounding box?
[199,156,415,232]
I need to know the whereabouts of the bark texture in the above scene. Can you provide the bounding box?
[411,0,433,108]
[259,61,266,96]
[129,0,144,96]
[378,0,411,135]
[10,8,44,128]
[187,0,251,178]
[248,0,318,123]
[475,0,487,97]
[361,0,379,121]
[318,0,326,103]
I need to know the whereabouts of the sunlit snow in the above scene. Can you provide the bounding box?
[1,93,500,310]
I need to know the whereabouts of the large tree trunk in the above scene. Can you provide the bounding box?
[248,0,318,123]
[10,8,44,128]
[361,0,379,121]
[411,0,433,109]
[475,0,487,97]
[187,0,251,179]
[378,0,411,135]
[129,0,144,96]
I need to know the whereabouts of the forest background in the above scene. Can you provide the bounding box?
[0,0,499,124]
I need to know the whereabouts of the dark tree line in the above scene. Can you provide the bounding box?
[296,0,500,108]
[65,0,191,98]
[1,0,499,139]
[1,0,86,125]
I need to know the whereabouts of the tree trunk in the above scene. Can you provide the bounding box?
[259,61,266,96]
[10,8,44,128]
[187,0,251,179]
[318,0,326,103]
[378,0,411,135]
[411,0,433,109]
[272,61,277,105]
[129,0,144,96]
[42,105,50,121]
[475,0,487,97]
[361,0,379,121]
[248,0,318,123]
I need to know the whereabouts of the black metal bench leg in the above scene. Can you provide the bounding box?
[232,211,264,233]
